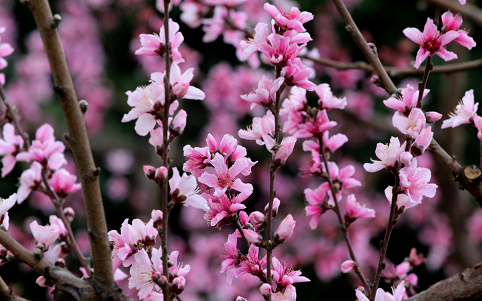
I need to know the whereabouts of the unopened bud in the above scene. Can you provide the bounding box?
[63,207,75,222]
[265,198,280,218]
[425,111,442,124]
[249,211,265,225]
[151,210,163,229]
[143,165,156,180]
[171,276,186,294]
[274,214,296,244]
[79,100,89,114]
[155,167,168,182]
[260,283,271,296]
[341,260,357,273]
[55,259,66,268]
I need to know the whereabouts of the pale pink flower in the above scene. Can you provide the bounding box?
[240,22,269,61]
[17,162,43,204]
[392,108,426,138]
[148,125,164,148]
[272,284,296,301]
[271,256,310,288]
[364,137,407,172]
[168,63,205,100]
[340,260,356,273]
[425,111,442,123]
[241,75,284,109]
[243,229,262,245]
[49,169,82,199]
[412,126,433,156]
[201,6,226,43]
[316,83,347,110]
[441,89,478,128]
[198,153,253,195]
[441,11,476,49]
[135,19,184,64]
[283,58,315,91]
[0,123,24,177]
[0,35,14,70]
[274,214,296,242]
[171,109,187,134]
[0,193,16,217]
[169,167,209,211]
[274,136,297,164]
[324,162,361,189]
[289,109,337,138]
[108,219,135,269]
[383,84,429,113]
[345,194,375,223]
[403,18,459,68]
[302,132,348,155]
[238,111,276,150]
[49,215,67,238]
[30,220,59,247]
[260,283,271,296]
[264,4,313,33]
[129,248,162,299]
[356,281,406,301]
[474,115,482,140]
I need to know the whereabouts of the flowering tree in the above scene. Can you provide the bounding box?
[1,0,482,300]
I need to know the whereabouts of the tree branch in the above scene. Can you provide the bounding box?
[0,275,30,301]
[27,0,113,287]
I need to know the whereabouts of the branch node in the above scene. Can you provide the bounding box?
[345,24,353,32]
[63,133,70,143]
[79,100,88,115]
[92,167,101,177]
[51,14,62,28]
[53,85,65,98]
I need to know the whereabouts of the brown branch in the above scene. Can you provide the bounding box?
[0,275,29,301]
[27,0,114,289]
[424,0,482,27]
[301,56,482,77]
[406,262,482,301]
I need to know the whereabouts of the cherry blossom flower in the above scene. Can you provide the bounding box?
[345,194,375,223]
[258,33,305,66]
[260,283,271,296]
[364,137,407,172]
[274,136,297,164]
[355,281,406,301]
[0,123,24,177]
[238,111,276,150]
[425,111,442,123]
[302,132,348,155]
[271,256,310,288]
[108,219,135,269]
[168,63,205,100]
[412,126,433,156]
[403,18,459,68]
[441,89,478,128]
[49,169,82,199]
[264,4,314,33]
[282,58,315,91]
[30,220,59,247]
[392,108,426,138]
[272,284,296,301]
[17,162,43,204]
[287,109,337,138]
[383,84,429,113]
[135,19,184,64]
[235,245,266,279]
[169,167,208,210]
[221,233,241,284]
[129,248,162,299]
[316,83,347,110]
[441,11,476,49]
[323,162,361,189]
[0,29,14,70]
[304,184,335,229]
[0,193,16,217]
[240,22,269,61]
[240,75,285,109]
[204,193,248,227]
[198,153,253,195]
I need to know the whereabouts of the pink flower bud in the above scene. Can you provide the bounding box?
[239,211,249,225]
[249,211,265,225]
[63,207,75,222]
[265,198,280,217]
[400,152,414,167]
[425,111,442,123]
[171,276,186,294]
[171,109,187,134]
[341,260,356,273]
[274,136,297,164]
[155,166,168,181]
[243,229,262,245]
[53,242,70,258]
[143,165,156,179]
[151,209,163,229]
[260,283,271,296]
[274,214,296,243]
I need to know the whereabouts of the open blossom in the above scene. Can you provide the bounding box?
[167,63,205,100]
[221,233,241,284]
[302,132,348,155]
[403,18,459,68]
[288,109,337,138]
[441,11,476,49]
[264,4,314,33]
[392,108,426,138]
[0,193,16,217]
[355,281,406,301]
[240,22,269,61]
[169,167,209,211]
[383,84,429,113]
[49,169,82,199]
[129,249,163,299]
[240,75,284,109]
[385,165,437,209]
[272,284,297,301]
[283,58,315,91]
[441,89,478,129]
[364,137,407,172]
[258,32,306,66]
[345,194,375,222]
[0,123,24,177]
[412,126,433,156]
[271,256,310,288]
[304,184,337,229]
[17,162,43,204]
[30,220,59,247]
[316,83,347,110]
[204,193,249,228]
[0,28,14,70]
[238,111,276,150]
[135,19,184,64]
[323,162,361,189]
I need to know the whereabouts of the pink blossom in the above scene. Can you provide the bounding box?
[272,284,296,301]
[274,214,296,242]
[403,18,459,68]
[240,22,269,61]
[235,245,267,278]
[441,89,478,128]
[238,111,276,150]
[271,256,310,288]
[260,283,271,296]
[412,126,433,156]
[240,75,284,109]
[288,109,337,138]
[16,124,66,168]
[108,219,135,269]
[201,6,226,43]
[0,35,14,70]
[49,215,67,238]
[169,167,209,211]
[383,84,429,112]
[249,211,264,225]
[30,220,59,247]
[316,83,347,110]
[304,184,334,229]
[221,233,240,284]
[129,248,162,299]
[49,169,82,199]
[392,108,426,138]
[168,63,205,100]
[135,19,184,64]
[264,4,313,33]
[345,194,375,222]
[474,115,482,140]
[171,109,187,134]
[340,260,356,273]
[364,137,407,172]
[204,193,248,227]
[355,281,405,301]
[302,132,348,155]
[198,153,253,195]
[274,136,297,164]
[17,162,43,204]
[324,161,361,189]
[0,193,16,217]
[0,123,24,177]
[243,229,262,245]
[283,58,315,90]
[149,125,164,148]
[441,11,476,49]
[425,111,442,123]
[258,32,305,66]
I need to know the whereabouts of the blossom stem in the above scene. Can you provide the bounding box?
[417,55,433,108]
[369,171,401,301]
[161,1,172,300]
[318,139,370,292]
[236,218,251,249]
[40,169,92,276]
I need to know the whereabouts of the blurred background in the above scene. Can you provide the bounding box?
[1,0,482,299]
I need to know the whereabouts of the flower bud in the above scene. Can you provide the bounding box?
[259,283,271,296]
[63,207,75,222]
[151,209,163,229]
[341,260,357,273]
[425,111,442,123]
[171,276,186,294]
[143,165,156,179]
[55,259,66,268]
[265,198,280,218]
[249,211,265,225]
[243,229,263,246]
[155,167,168,181]
[274,214,296,244]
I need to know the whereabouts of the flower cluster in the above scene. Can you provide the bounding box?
[403,11,475,68]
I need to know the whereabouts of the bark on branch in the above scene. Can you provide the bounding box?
[27,0,113,288]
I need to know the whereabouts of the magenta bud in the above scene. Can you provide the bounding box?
[63,207,75,222]
[259,283,271,296]
[274,214,296,243]
[249,211,265,225]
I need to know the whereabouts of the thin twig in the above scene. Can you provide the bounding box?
[28,0,114,286]
[417,56,433,108]
[235,218,251,249]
